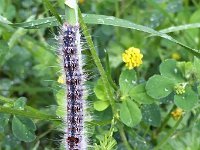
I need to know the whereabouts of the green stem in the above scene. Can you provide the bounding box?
[118,123,132,150]
[36,126,54,141]
[0,95,59,121]
[143,125,150,138]
[78,9,117,115]
[115,0,120,40]
[191,0,200,8]
[156,105,176,135]
[105,50,118,90]
[78,9,132,149]
[0,95,13,104]
[154,117,183,150]
[198,29,200,49]
[43,0,63,24]
[0,106,59,121]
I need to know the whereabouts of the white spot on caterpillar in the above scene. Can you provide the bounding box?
[125,79,128,82]
[164,88,168,92]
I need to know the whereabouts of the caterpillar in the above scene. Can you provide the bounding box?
[59,23,87,150]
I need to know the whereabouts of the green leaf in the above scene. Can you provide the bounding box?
[42,0,63,24]
[120,100,142,127]
[190,9,200,23]
[12,116,36,142]
[14,97,27,110]
[0,40,9,66]
[94,101,110,111]
[177,61,194,79]
[129,83,154,104]
[0,0,5,14]
[119,69,137,96]
[0,113,10,132]
[174,87,198,111]
[141,103,161,127]
[8,27,27,49]
[184,62,194,79]
[4,4,16,21]
[162,128,200,150]
[56,105,65,118]
[146,75,175,99]
[159,59,183,82]
[94,132,117,150]
[94,78,111,101]
[0,15,11,24]
[194,56,200,80]
[197,85,200,94]
[55,88,66,117]
[55,88,65,106]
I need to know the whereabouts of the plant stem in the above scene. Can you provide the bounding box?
[154,117,183,150]
[0,95,59,121]
[78,8,117,115]
[0,95,13,104]
[105,50,118,90]
[118,123,132,150]
[143,125,150,138]
[0,106,59,121]
[115,0,120,40]
[43,0,63,24]
[156,105,176,135]
[78,9,132,149]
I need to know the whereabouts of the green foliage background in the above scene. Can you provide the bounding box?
[0,0,200,149]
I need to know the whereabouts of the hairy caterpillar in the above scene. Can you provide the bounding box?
[59,23,87,150]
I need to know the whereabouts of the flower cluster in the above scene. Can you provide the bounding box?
[171,108,183,120]
[174,83,186,95]
[122,47,143,69]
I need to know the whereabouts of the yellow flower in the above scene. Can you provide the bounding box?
[57,76,65,84]
[172,52,181,60]
[171,108,183,120]
[122,47,143,69]
[79,0,85,4]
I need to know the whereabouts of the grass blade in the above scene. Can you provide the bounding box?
[82,14,200,56]
[3,14,200,56]
[159,23,200,33]
[43,0,63,24]
[0,106,59,121]
[0,15,12,24]
[10,16,60,28]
